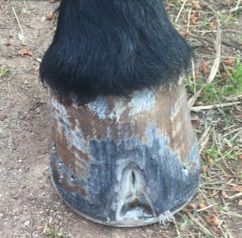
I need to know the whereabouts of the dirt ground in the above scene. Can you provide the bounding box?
[0,1,241,238]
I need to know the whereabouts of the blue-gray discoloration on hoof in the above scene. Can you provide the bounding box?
[50,84,200,227]
[50,139,199,226]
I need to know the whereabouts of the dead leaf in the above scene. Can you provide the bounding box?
[221,191,229,199]
[223,57,234,66]
[180,31,189,37]
[17,48,33,57]
[190,12,199,25]
[187,203,196,210]
[226,0,234,6]
[198,203,206,209]
[205,214,220,226]
[202,166,209,173]
[46,12,55,21]
[220,72,228,81]
[231,185,242,192]
[192,1,201,10]
[200,3,209,9]
[200,61,208,76]
[209,21,216,31]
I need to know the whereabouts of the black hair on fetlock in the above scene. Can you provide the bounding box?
[40,0,192,101]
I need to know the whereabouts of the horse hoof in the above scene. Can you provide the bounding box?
[49,82,200,227]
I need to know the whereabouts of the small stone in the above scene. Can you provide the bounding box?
[0,113,7,121]
[24,220,30,226]
[40,16,46,22]
[35,108,40,114]
[36,225,44,230]
[238,200,242,206]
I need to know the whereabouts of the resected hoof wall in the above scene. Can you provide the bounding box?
[49,82,200,227]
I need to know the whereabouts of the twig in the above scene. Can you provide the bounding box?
[191,101,241,112]
[175,0,188,23]
[229,192,242,200]
[188,23,222,108]
[207,26,222,84]
[200,186,229,192]
[222,128,242,137]
[172,217,181,237]
[226,0,242,13]
[188,87,204,108]
[199,126,213,153]
[12,6,25,43]
[235,0,241,8]
[198,188,213,208]
[197,203,219,212]
[187,213,213,237]
[225,94,242,102]
[191,33,242,51]
[187,8,192,34]
[191,58,196,83]
[221,39,242,51]
[219,211,242,218]
[231,131,242,141]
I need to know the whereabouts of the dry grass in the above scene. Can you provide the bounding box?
[164,0,242,237]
